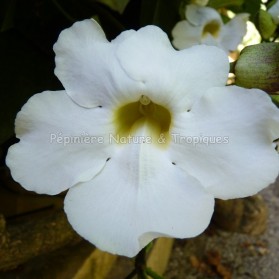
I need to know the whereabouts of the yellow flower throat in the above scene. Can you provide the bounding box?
[202,20,220,38]
[114,95,171,146]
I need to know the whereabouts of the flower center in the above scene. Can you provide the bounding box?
[114,95,171,147]
[202,20,220,38]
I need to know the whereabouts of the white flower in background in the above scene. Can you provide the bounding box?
[268,0,279,24]
[238,21,261,51]
[6,19,279,257]
[172,4,249,52]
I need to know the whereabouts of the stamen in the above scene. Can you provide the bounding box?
[114,96,171,148]
[139,95,151,106]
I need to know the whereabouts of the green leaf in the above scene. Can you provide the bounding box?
[208,0,244,9]
[145,267,165,279]
[140,0,181,35]
[266,0,278,10]
[271,95,279,106]
[96,0,130,13]
[0,0,17,32]
[242,0,261,21]
[51,0,126,39]
[228,0,261,22]
[88,2,126,38]
[255,10,277,40]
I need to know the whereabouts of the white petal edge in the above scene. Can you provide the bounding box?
[172,20,203,49]
[6,90,116,195]
[116,25,229,111]
[54,19,143,109]
[220,14,249,52]
[186,4,222,26]
[169,86,279,199]
[64,129,214,257]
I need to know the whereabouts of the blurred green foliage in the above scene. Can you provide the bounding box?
[271,95,279,105]
[208,0,244,9]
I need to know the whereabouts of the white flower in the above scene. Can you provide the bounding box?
[6,19,279,257]
[268,0,279,25]
[172,4,249,52]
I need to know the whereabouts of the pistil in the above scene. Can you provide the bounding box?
[139,95,151,106]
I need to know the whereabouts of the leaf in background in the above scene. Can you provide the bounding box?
[140,0,181,35]
[96,0,130,13]
[0,30,61,145]
[266,0,278,10]
[242,0,261,22]
[121,0,141,29]
[255,9,277,40]
[84,0,126,39]
[208,0,244,9]
[51,0,126,39]
[0,0,17,32]
[271,95,279,106]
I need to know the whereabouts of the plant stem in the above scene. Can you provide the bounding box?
[124,268,137,279]
[145,267,165,279]
[124,242,165,279]
[135,248,148,279]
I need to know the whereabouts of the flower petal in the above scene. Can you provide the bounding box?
[64,132,214,257]
[54,19,143,108]
[268,0,279,25]
[201,33,222,47]
[6,91,115,195]
[169,86,279,199]
[111,29,137,44]
[186,4,221,26]
[221,14,249,52]
[116,25,229,111]
[172,20,203,49]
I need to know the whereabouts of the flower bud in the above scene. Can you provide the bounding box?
[234,43,279,93]
[255,10,277,39]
